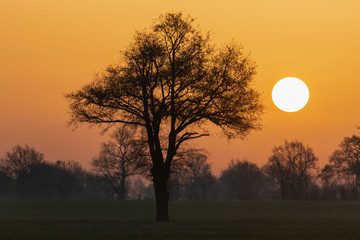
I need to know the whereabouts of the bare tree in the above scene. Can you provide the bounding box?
[91,126,148,200]
[0,145,44,179]
[66,12,263,220]
[329,134,360,199]
[181,151,216,200]
[0,145,44,198]
[316,164,354,200]
[317,164,338,200]
[264,140,318,200]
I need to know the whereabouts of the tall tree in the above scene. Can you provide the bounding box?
[66,12,263,221]
[91,126,148,200]
[264,140,318,200]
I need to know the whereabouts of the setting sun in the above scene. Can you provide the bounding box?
[272,77,309,112]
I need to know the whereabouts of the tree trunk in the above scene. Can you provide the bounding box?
[202,186,206,200]
[118,159,126,200]
[153,174,169,221]
[118,182,125,200]
[281,183,288,200]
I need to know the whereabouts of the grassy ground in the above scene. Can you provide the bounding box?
[0,201,360,240]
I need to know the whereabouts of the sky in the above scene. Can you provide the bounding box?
[1,0,359,175]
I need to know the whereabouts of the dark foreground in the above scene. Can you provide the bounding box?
[0,201,360,240]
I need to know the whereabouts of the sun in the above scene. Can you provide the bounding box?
[272,77,309,112]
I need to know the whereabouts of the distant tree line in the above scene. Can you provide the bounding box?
[1,130,359,201]
[0,144,114,200]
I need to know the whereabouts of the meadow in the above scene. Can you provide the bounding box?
[0,200,360,240]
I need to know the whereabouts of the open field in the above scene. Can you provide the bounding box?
[0,201,360,240]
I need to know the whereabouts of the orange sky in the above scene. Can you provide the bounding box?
[1,0,359,175]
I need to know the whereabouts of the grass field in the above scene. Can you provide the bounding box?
[0,201,360,240]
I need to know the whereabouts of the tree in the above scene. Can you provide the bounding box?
[21,162,60,199]
[219,159,266,200]
[329,134,360,199]
[318,164,342,200]
[264,140,318,200]
[66,12,263,221]
[180,151,216,200]
[91,126,148,200]
[54,160,85,200]
[0,145,44,198]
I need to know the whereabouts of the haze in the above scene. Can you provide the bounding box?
[1,0,359,175]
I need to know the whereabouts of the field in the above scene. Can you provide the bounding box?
[0,201,360,240]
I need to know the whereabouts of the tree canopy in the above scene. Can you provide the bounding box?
[66,12,263,221]
[330,135,360,179]
[264,140,318,200]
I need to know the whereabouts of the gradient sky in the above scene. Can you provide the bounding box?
[1,0,359,175]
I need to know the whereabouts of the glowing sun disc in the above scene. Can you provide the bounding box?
[272,77,309,112]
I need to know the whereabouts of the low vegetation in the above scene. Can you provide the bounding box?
[0,201,359,240]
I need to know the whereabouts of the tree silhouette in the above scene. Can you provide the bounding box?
[55,160,85,200]
[181,151,216,200]
[264,140,318,200]
[318,164,338,200]
[0,145,45,198]
[66,12,263,221]
[329,134,360,199]
[91,126,149,200]
[220,159,266,200]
